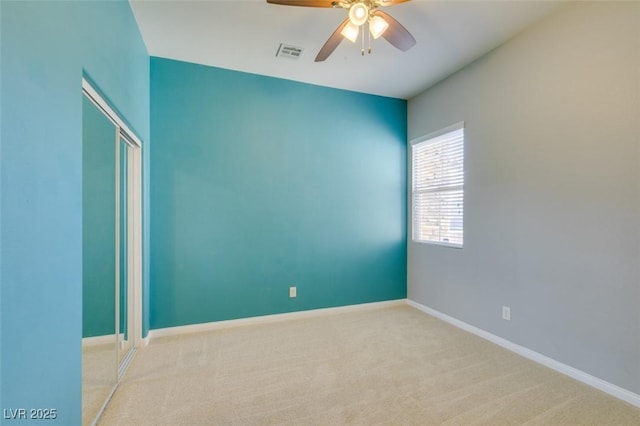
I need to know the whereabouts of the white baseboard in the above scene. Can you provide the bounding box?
[406,299,640,408]
[82,334,118,347]
[148,299,406,340]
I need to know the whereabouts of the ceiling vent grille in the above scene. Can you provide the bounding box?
[276,44,304,59]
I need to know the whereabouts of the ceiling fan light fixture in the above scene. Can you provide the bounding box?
[348,2,369,26]
[341,21,360,43]
[369,15,389,39]
[267,0,416,62]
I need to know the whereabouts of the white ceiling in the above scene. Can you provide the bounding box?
[130,0,563,100]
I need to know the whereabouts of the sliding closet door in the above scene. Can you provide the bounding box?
[117,136,134,365]
[82,95,118,426]
[82,79,143,425]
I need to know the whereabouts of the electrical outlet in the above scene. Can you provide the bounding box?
[502,306,511,321]
[289,286,296,298]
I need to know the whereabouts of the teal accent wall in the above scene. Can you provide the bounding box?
[150,58,407,329]
[0,1,149,423]
[82,96,117,338]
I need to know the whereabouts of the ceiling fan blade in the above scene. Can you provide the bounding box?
[266,0,337,7]
[315,18,349,62]
[375,10,416,52]
[377,0,411,5]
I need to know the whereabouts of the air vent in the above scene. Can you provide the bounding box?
[276,44,304,59]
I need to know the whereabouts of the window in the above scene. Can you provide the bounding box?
[411,124,464,247]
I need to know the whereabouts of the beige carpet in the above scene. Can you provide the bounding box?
[98,305,640,425]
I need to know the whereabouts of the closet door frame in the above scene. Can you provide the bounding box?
[82,78,143,354]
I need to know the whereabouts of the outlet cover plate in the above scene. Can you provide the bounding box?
[502,306,511,321]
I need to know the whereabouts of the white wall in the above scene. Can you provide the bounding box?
[408,2,640,394]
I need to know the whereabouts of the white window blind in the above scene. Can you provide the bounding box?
[412,126,464,247]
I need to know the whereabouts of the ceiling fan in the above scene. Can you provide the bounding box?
[266,0,416,62]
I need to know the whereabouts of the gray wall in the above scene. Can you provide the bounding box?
[407,2,640,394]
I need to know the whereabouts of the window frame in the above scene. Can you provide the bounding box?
[410,122,465,249]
